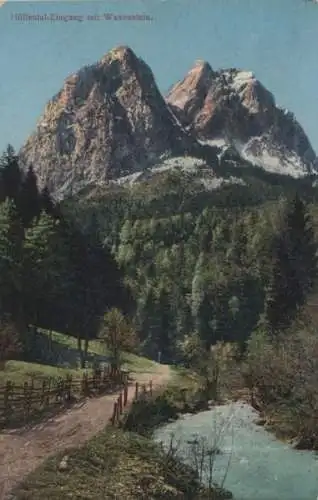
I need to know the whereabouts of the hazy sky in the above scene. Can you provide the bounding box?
[0,0,318,153]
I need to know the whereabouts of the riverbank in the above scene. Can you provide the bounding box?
[120,372,210,436]
[163,364,318,454]
[215,387,318,453]
[121,370,233,499]
[217,368,318,453]
[154,401,318,500]
[243,391,318,452]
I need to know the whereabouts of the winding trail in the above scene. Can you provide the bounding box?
[0,364,171,500]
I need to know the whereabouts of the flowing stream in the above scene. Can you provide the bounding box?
[153,402,318,500]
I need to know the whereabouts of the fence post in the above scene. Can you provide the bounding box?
[149,380,153,396]
[46,378,51,405]
[135,382,139,400]
[118,393,123,414]
[41,380,46,406]
[4,381,12,425]
[111,401,117,425]
[123,384,128,406]
[23,381,29,422]
[82,372,89,397]
[66,374,72,402]
[55,379,61,402]
[61,378,66,402]
[30,378,34,415]
[116,399,120,422]
[97,367,102,391]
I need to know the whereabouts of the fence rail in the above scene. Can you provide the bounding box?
[110,380,153,426]
[0,365,129,429]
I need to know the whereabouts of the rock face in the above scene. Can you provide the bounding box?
[167,62,318,177]
[20,47,318,199]
[20,46,192,199]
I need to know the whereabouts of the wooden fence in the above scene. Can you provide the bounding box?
[110,379,153,426]
[0,365,129,429]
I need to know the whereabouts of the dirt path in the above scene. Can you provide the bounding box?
[0,364,171,500]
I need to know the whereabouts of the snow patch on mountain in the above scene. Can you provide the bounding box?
[231,71,255,93]
[234,138,311,178]
[109,155,246,192]
[198,138,227,148]
[110,156,207,187]
[200,175,245,191]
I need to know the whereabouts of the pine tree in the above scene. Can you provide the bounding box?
[152,284,175,362]
[23,211,66,325]
[19,165,40,225]
[264,194,317,333]
[40,186,55,215]
[0,145,23,202]
[0,199,24,319]
[286,193,317,297]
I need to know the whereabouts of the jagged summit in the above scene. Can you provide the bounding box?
[167,62,317,177]
[20,46,192,199]
[101,45,134,59]
[166,60,216,124]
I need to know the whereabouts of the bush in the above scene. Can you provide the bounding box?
[122,392,179,435]
[244,317,318,448]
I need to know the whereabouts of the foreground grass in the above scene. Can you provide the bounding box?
[12,426,211,500]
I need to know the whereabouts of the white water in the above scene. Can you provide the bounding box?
[153,402,318,500]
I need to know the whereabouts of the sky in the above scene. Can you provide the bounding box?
[0,0,318,153]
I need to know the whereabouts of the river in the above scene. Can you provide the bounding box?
[153,401,318,500]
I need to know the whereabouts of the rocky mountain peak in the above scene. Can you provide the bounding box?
[20,46,192,199]
[166,60,216,126]
[226,69,275,114]
[100,44,134,62]
[167,62,317,177]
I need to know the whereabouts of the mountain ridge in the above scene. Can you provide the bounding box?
[19,46,317,199]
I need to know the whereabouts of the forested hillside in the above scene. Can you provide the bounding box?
[62,166,318,363]
[0,145,130,367]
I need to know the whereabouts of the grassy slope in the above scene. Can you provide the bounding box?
[0,329,161,387]
[0,360,91,387]
[44,329,160,373]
